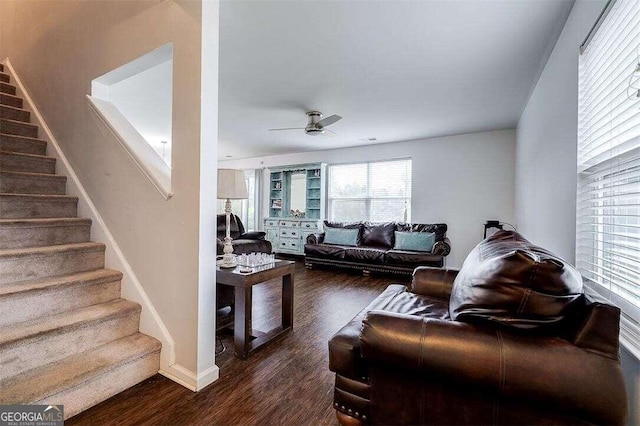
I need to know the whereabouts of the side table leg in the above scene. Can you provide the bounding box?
[234,285,252,359]
[282,272,293,329]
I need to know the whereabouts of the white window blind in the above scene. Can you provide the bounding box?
[577,0,640,357]
[328,159,412,222]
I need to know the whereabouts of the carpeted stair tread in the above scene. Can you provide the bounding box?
[0,217,91,249]
[0,92,22,108]
[0,170,67,195]
[0,299,139,348]
[0,241,104,260]
[0,72,9,83]
[0,118,38,138]
[0,217,90,227]
[0,268,121,298]
[0,151,55,173]
[0,333,161,405]
[0,133,47,155]
[0,82,16,96]
[0,170,66,181]
[0,193,78,202]
[0,104,30,122]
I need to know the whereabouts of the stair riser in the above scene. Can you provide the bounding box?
[0,73,9,83]
[0,223,90,249]
[0,174,66,195]
[0,134,47,155]
[35,349,159,420]
[0,83,16,96]
[0,93,22,109]
[0,309,140,381]
[0,198,77,219]
[1,120,38,138]
[0,154,55,174]
[0,247,104,285]
[0,280,121,327]
[0,106,30,123]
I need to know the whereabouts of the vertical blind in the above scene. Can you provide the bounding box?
[577,0,640,355]
[328,159,412,222]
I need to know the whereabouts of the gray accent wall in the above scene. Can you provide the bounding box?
[515,1,639,423]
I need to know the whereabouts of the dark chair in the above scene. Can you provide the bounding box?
[216,214,272,330]
[329,231,628,425]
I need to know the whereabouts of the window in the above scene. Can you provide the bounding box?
[577,0,640,357]
[328,159,411,222]
[218,170,257,231]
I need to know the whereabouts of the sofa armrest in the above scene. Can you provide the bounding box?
[432,237,451,256]
[410,266,457,300]
[360,311,627,425]
[239,231,266,240]
[307,233,325,244]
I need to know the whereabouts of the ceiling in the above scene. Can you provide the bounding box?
[218,0,574,160]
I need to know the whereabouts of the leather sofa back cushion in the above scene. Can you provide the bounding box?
[324,228,360,246]
[396,223,447,242]
[449,230,584,332]
[362,222,395,248]
[394,231,435,252]
[217,214,244,240]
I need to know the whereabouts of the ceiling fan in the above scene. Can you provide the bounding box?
[269,111,342,136]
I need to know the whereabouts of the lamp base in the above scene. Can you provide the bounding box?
[216,258,237,269]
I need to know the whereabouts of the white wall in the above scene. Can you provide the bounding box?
[109,59,173,166]
[220,129,516,268]
[515,1,638,423]
[0,0,219,389]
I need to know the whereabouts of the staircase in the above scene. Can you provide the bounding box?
[0,63,161,419]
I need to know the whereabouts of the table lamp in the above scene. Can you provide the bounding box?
[218,169,248,268]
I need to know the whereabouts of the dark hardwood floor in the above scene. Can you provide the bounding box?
[68,261,407,425]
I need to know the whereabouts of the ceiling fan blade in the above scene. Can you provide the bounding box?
[317,114,342,128]
[268,127,305,131]
[324,128,339,138]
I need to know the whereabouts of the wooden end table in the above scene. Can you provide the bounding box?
[216,260,295,359]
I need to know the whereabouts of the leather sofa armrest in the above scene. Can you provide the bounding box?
[432,237,451,256]
[307,233,325,244]
[360,311,627,425]
[410,266,457,300]
[239,231,266,240]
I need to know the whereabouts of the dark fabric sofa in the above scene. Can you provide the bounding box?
[304,221,451,275]
[328,231,627,425]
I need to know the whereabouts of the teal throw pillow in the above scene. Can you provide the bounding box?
[394,231,436,252]
[324,228,360,246]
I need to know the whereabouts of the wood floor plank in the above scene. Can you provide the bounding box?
[67,261,406,425]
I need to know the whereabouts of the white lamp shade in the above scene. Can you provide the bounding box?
[217,169,248,199]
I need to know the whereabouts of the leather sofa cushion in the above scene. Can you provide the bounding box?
[396,222,447,242]
[305,243,346,259]
[344,247,386,263]
[231,239,272,255]
[361,222,395,248]
[449,230,583,332]
[329,284,448,378]
[385,250,444,267]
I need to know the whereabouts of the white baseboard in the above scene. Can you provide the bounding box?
[160,364,219,391]
[2,58,180,383]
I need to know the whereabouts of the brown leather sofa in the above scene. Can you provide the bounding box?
[305,221,451,275]
[216,213,272,256]
[329,231,628,425]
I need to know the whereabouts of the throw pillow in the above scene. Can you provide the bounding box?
[324,228,360,246]
[394,231,436,252]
